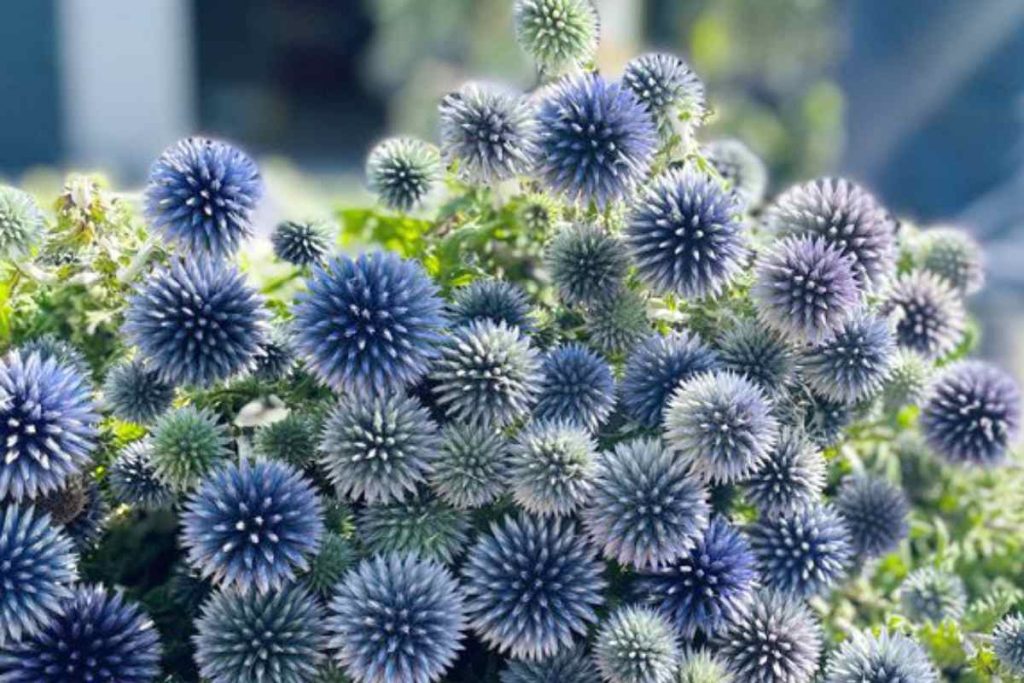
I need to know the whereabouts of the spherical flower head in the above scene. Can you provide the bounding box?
[800,311,895,404]
[920,361,1021,466]
[801,391,854,448]
[328,553,466,683]
[703,138,768,209]
[32,474,89,526]
[0,186,44,260]
[124,258,268,387]
[500,646,598,683]
[584,438,709,569]
[899,568,966,623]
[357,494,470,564]
[824,629,938,683]
[432,320,541,428]
[320,391,440,503]
[594,605,680,683]
[0,351,98,502]
[271,219,332,267]
[252,325,295,382]
[881,349,931,414]
[744,427,825,517]
[623,52,706,135]
[665,370,778,485]
[879,271,965,360]
[0,584,161,683]
[717,319,795,393]
[534,343,614,430]
[18,335,89,377]
[765,177,895,291]
[546,221,628,306]
[716,589,822,683]
[753,235,861,345]
[0,505,77,645]
[536,73,657,207]
[109,440,175,510]
[676,649,735,683]
[917,225,984,295]
[450,278,533,331]
[749,502,853,598]
[513,0,599,74]
[181,459,324,593]
[586,288,650,356]
[431,423,510,509]
[145,136,262,259]
[150,405,230,492]
[509,419,597,517]
[292,251,446,395]
[255,412,318,467]
[366,137,440,212]
[835,474,909,560]
[462,513,606,660]
[993,613,1024,675]
[102,359,175,424]
[517,191,561,235]
[304,532,358,598]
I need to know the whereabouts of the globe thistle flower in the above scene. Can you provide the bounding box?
[31,474,89,527]
[508,420,597,517]
[764,177,895,292]
[801,391,854,447]
[450,279,533,331]
[536,73,657,207]
[102,359,175,424]
[0,351,98,502]
[255,412,318,467]
[252,327,295,382]
[546,221,628,306]
[753,235,861,345]
[834,475,909,560]
[594,605,680,683]
[716,589,822,683]
[357,494,471,564]
[879,271,965,360]
[0,505,77,645]
[586,288,650,356]
[623,52,706,135]
[124,258,268,387]
[145,136,262,259]
[676,649,734,683]
[319,391,440,503]
[431,422,511,509]
[749,502,853,598]
[993,613,1024,675]
[534,343,615,430]
[513,0,599,74]
[304,532,358,598]
[108,440,175,510]
[195,583,326,683]
[584,438,709,569]
[917,225,984,296]
[717,320,796,393]
[899,568,967,623]
[366,137,441,212]
[432,319,541,428]
[462,513,606,660]
[920,361,1021,466]
[665,370,778,484]
[824,629,938,683]
[182,459,324,593]
[271,219,332,267]
[517,192,560,235]
[704,138,769,209]
[638,517,757,638]
[150,405,231,492]
[881,349,931,414]
[800,311,895,404]
[0,185,44,260]
[0,584,161,683]
[744,428,826,517]
[328,553,466,683]
[500,646,598,683]
[18,335,88,376]
[292,251,445,395]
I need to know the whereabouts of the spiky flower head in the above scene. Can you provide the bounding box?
[304,532,358,598]
[513,0,599,74]
[462,513,606,660]
[252,326,295,382]
[623,52,706,134]
[536,73,657,207]
[0,351,98,502]
[801,391,854,447]
[920,361,1021,466]
[717,319,795,392]
[800,311,895,404]
[704,138,769,209]
[517,192,561,235]
[676,649,734,683]
[292,251,446,395]
[500,646,598,683]
[271,219,332,267]
[431,422,510,509]
[150,405,230,492]
[586,288,650,356]
[195,583,326,683]
[744,428,825,517]
[584,438,709,569]
[357,494,470,564]
[320,391,440,503]
[366,137,441,212]
[0,186,44,260]
[255,412,318,467]
[450,279,533,331]
[881,349,931,413]
[109,440,175,510]
[899,568,967,623]
[879,271,965,360]
[546,221,628,306]
[665,370,778,484]
[0,505,77,645]
[328,553,466,683]
[102,359,175,424]
[993,613,1024,674]
[916,225,984,295]
[0,584,161,683]
[594,605,680,683]
[509,419,597,517]
[824,629,938,683]
[533,343,614,430]
[31,474,89,526]
[17,335,88,376]
[145,136,262,259]
[753,235,861,344]
[835,474,909,560]
[181,459,324,593]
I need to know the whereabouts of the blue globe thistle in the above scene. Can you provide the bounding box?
[328,553,466,683]
[536,73,657,207]
[304,532,358,598]
[835,475,909,560]
[626,166,745,299]
[534,343,614,430]
[716,320,795,393]
[0,584,161,683]
[0,186,44,260]
[665,370,778,485]
[800,311,896,404]
[0,505,77,645]
[145,136,262,259]
[102,359,175,424]
[621,330,719,429]
[586,288,650,356]
[252,326,295,382]
[594,605,680,683]
[993,613,1024,675]
[500,646,598,683]
[195,582,326,683]
[254,412,318,467]
[366,137,441,212]
[432,320,541,428]
[18,335,88,376]
[271,219,332,267]
[150,405,231,492]
[181,459,324,593]
[716,589,822,683]
[764,177,895,292]
[676,649,735,683]
[508,420,597,517]
[124,258,268,387]
[462,513,606,660]
[744,428,825,517]
[292,251,446,395]
[881,349,931,414]
[749,502,853,598]
[638,517,757,639]
[439,83,538,183]
[879,271,965,360]
[899,568,967,623]
[917,226,984,296]
[824,629,938,683]
[513,0,599,74]
[801,391,855,448]
[623,52,706,134]
[450,279,533,331]
[319,391,440,503]
[703,138,769,209]
[431,422,511,509]
[357,494,471,564]
[108,440,175,510]
[753,236,861,345]
[0,351,98,502]
[545,221,628,306]
[584,438,709,569]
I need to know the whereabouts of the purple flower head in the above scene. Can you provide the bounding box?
[534,343,615,430]
[880,271,965,360]
[800,310,896,404]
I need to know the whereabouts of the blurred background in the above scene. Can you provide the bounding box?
[1,0,1023,370]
